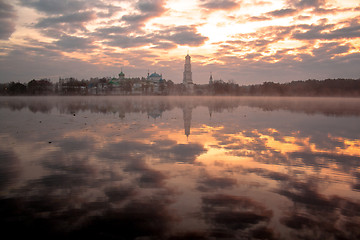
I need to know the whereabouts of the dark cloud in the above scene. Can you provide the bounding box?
[312,42,351,57]
[137,0,165,13]
[293,20,360,40]
[151,41,177,49]
[92,26,129,36]
[267,8,297,17]
[35,11,96,28]
[200,0,240,10]
[162,26,208,47]
[105,35,153,48]
[55,35,95,51]
[121,0,166,28]
[248,15,271,22]
[19,0,87,14]
[0,0,17,40]
[287,0,326,9]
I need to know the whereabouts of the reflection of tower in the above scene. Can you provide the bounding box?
[183,106,192,139]
[147,108,163,120]
[183,54,194,94]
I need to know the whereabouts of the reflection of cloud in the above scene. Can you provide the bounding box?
[99,139,206,164]
[289,151,360,172]
[197,171,237,192]
[56,136,94,152]
[247,168,291,181]
[202,194,274,238]
[76,196,176,239]
[167,143,206,163]
[0,148,20,190]
[278,178,360,239]
[105,185,137,203]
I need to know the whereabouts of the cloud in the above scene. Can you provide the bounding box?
[199,0,240,10]
[0,0,17,40]
[121,0,166,28]
[287,0,326,9]
[92,26,129,36]
[248,15,271,22]
[293,20,360,40]
[161,25,208,47]
[267,8,297,17]
[151,41,177,49]
[105,35,153,48]
[54,35,95,51]
[35,11,96,28]
[19,0,87,14]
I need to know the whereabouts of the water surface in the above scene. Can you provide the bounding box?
[0,96,360,239]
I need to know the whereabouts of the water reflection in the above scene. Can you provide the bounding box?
[0,96,359,239]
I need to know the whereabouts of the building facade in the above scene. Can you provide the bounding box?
[183,54,194,94]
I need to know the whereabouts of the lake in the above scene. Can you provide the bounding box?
[0,96,359,239]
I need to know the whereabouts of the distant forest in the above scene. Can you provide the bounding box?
[1,78,360,97]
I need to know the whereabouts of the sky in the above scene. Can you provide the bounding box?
[0,0,359,85]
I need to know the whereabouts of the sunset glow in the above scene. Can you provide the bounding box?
[0,0,359,83]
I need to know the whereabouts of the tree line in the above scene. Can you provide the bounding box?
[1,78,359,96]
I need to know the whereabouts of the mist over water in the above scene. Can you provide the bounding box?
[0,96,360,239]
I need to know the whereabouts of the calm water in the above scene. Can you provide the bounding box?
[0,96,360,239]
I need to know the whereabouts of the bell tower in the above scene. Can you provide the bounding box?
[183,54,194,94]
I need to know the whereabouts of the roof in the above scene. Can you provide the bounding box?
[149,72,161,78]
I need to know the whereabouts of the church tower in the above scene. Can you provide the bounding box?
[183,54,194,94]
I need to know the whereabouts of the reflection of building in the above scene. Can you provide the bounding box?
[183,54,194,94]
[183,106,192,139]
[147,108,163,120]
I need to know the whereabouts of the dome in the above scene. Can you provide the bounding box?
[149,72,161,78]
[119,71,125,77]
